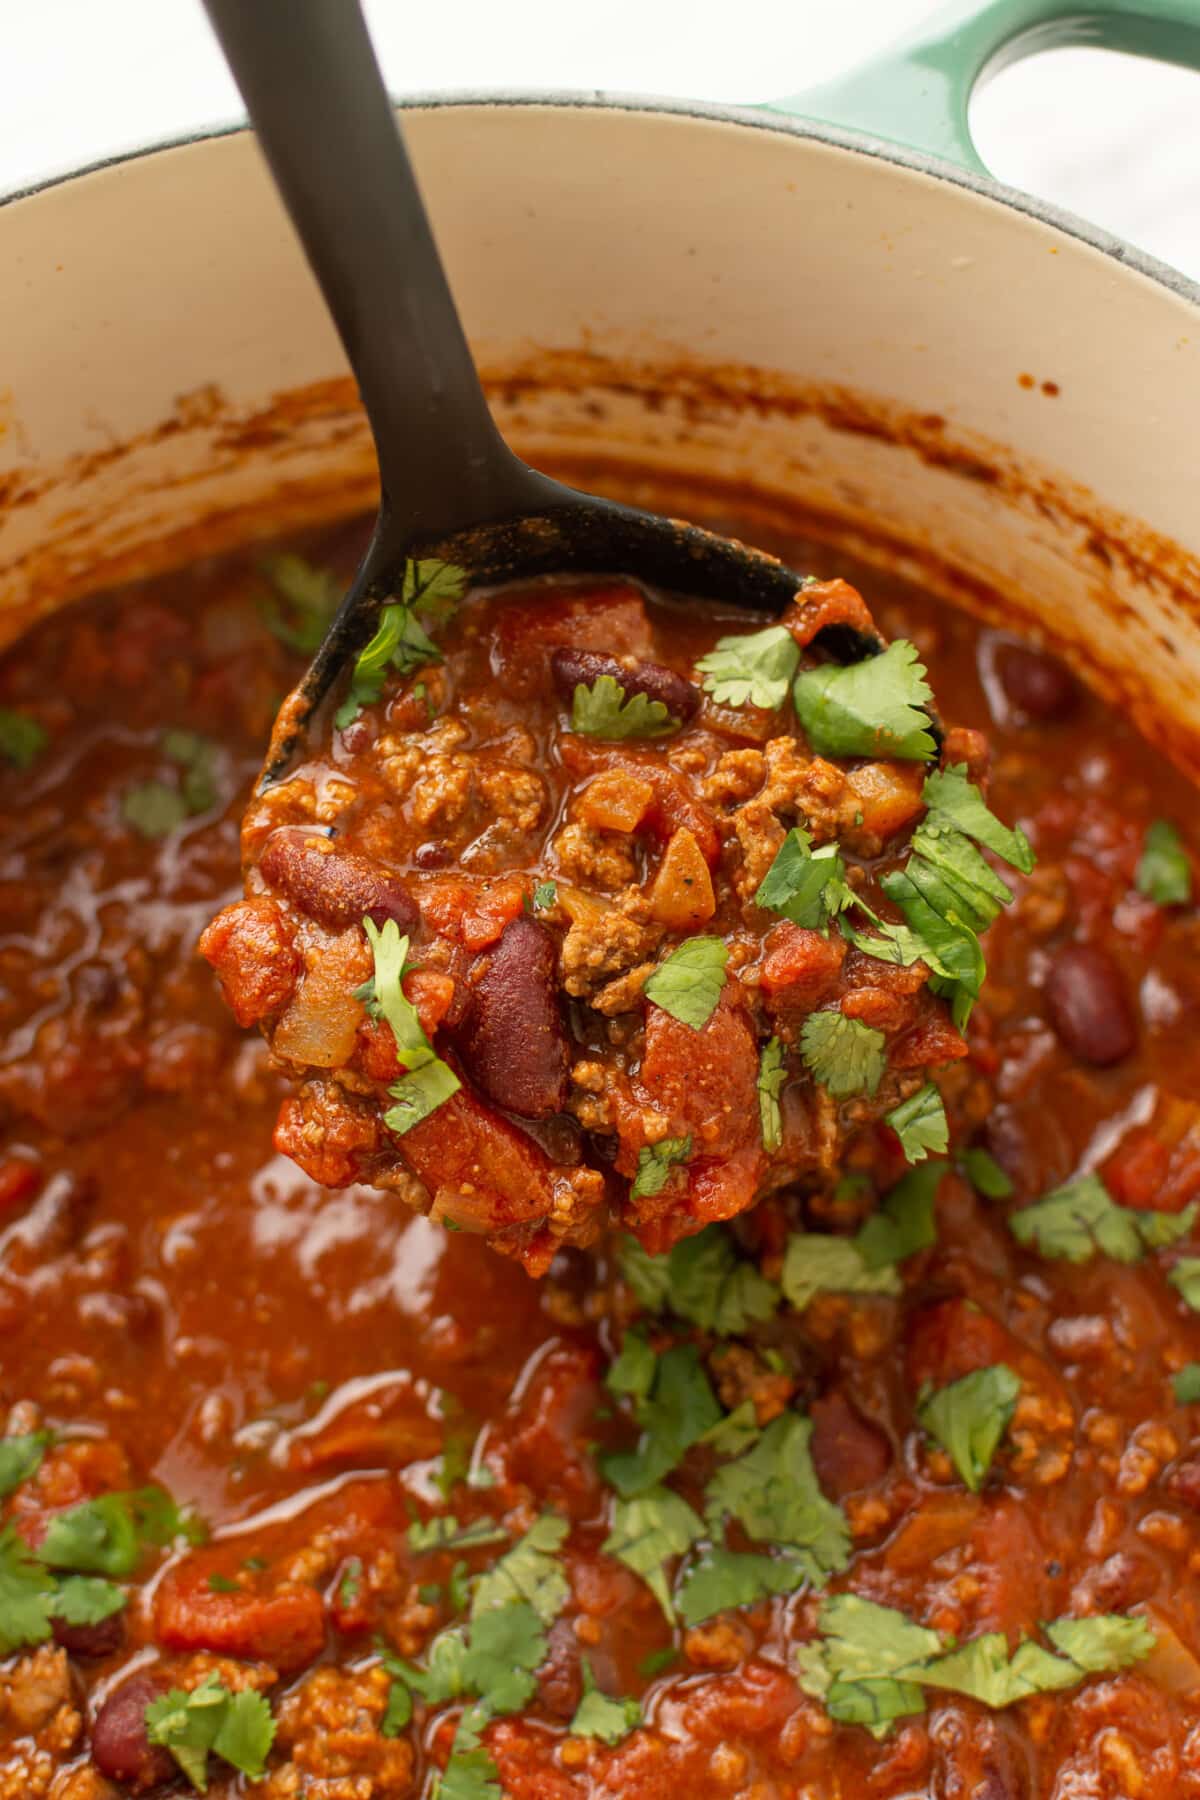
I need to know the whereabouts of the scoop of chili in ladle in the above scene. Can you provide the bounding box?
[201,0,889,783]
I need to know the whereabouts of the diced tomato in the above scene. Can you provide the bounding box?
[963,1497,1056,1642]
[889,1003,969,1069]
[0,1158,41,1215]
[497,1341,603,1508]
[1103,1127,1173,1211]
[419,875,527,950]
[490,586,654,697]
[759,923,846,1003]
[559,738,720,865]
[905,1296,1015,1392]
[155,1564,326,1672]
[197,898,301,1027]
[400,1087,556,1229]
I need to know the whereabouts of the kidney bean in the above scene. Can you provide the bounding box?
[54,1607,126,1659]
[454,916,569,1118]
[260,828,418,933]
[91,1673,175,1790]
[1044,941,1136,1066]
[549,646,700,721]
[997,643,1078,722]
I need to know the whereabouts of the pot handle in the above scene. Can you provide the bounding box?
[767,0,1200,175]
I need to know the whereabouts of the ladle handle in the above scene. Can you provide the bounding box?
[201,0,535,540]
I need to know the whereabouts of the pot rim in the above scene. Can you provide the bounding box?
[4,87,1199,313]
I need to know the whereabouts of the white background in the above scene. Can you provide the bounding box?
[1,0,1198,279]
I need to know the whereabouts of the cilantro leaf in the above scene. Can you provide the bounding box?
[784,1165,940,1310]
[918,1631,1071,1707]
[782,1234,902,1312]
[793,639,935,762]
[917,1364,1020,1491]
[380,1674,412,1737]
[0,1528,54,1653]
[358,917,433,1070]
[145,1675,275,1790]
[600,1343,721,1498]
[959,1147,1014,1199]
[757,1036,786,1153]
[617,1226,780,1335]
[259,551,341,653]
[407,1517,510,1554]
[643,936,728,1030]
[1174,1363,1200,1403]
[122,782,188,839]
[1045,1613,1157,1671]
[470,1515,568,1625]
[568,1658,641,1745]
[571,674,677,740]
[1169,1256,1200,1310]
[0,707,47,769]
[676,1545,810,1627]
[1136,818,1192,907]
[631,1135,692,1201]
[799,1011,886,1099]
[335,559,466,728]
[854,1162,942,1269]
[0,1432,48,1498]
[603,1487,705,1623]
[532,880,557,910]
[49,1575,127,1626]
[162,728,219,814]
[885,1082,948,1166]
[435,1743,502,1800]
[382,1058,461,1137]
[704,1414,850,1585]
[921,764,1035,874]
[700,1400,761,1459]
[607,1326,657,1407]
[39,1494,139,1577]
[695,624,800,710]
[754,829,849,931]
[1009,1173,1195,1265]
[464,1601,545,1712]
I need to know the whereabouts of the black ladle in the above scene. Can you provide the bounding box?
[201,0,881,779]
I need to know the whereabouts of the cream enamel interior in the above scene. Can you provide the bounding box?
[1,102,1198,765]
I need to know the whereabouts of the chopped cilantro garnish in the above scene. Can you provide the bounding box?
[630,1135,692,1201]
[571,674,678,739]
[0,707,47,769]
[207,1572,241,1594]
[676,1545,811,1628]
[784,1161,940,1309]
[704,1413,850,1587]
[606,1326,657,1407]
[793,639,936,762]
[885,1082,948,1166]
[1136,818,1192,907]
[357,917,432,1070]
[1174,1362,1200,1403]
[1169,1257,1200,1311]
[695,624,800,711]
[259,551,340,653]
[39,1485,202,1578]
[568,1658,642,1744]
[643,935,728,1030]
[145,1675,276,1790]
[637,1646,679,1680]
[600,1343,721,1498]
[796,1594,1155,1738]
[1010,1172,1196,1264]
[380,1675,413,1737]
[0,1432,47,1498]
[0,1529,54,1653]
[700,1399,761,1459]
[757,1036,787,1153]
[799,1011,886,1099]
[959,1146,1013,1198]
[917,1363,1020,1490]
[407,1517,509,1554]
[123,730,221,838]
[335,558,467,728]
[383,1058,461,1138]
[617,1224,780,1334]
[48,1574,126,1626]
[470,1515,569,1625]
[920,764,1035,873]
[754,828,853,934]
[531,880,557,911]
[603,1486,704,1623]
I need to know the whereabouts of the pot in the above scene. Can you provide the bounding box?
[2,0,1200,766]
